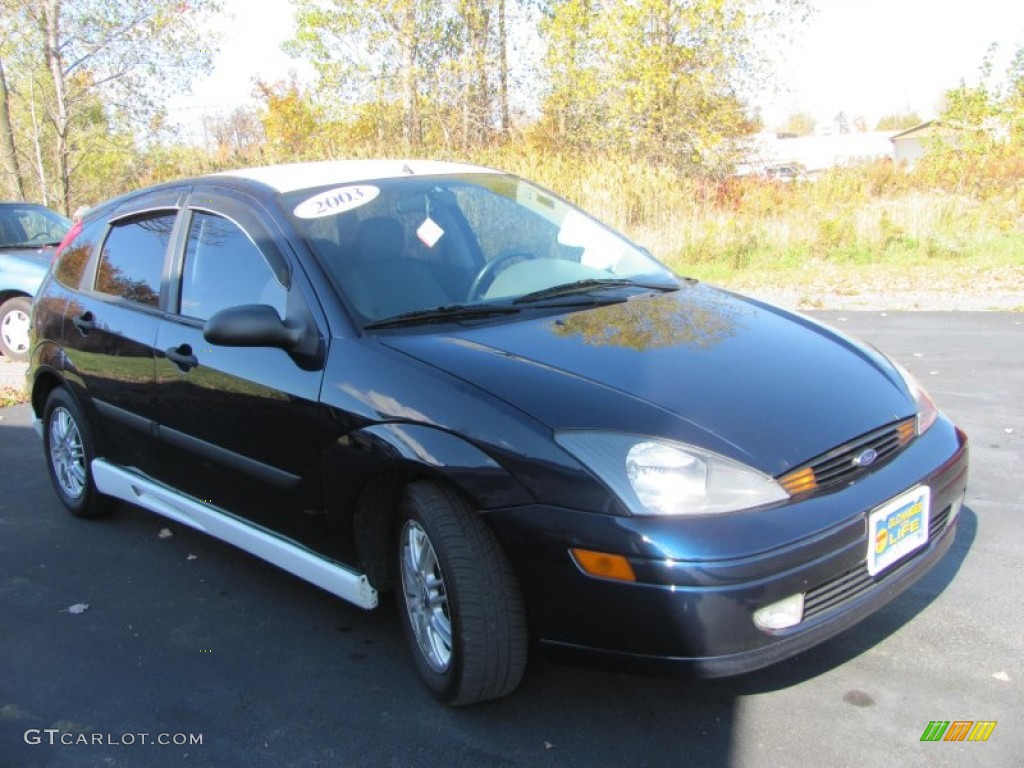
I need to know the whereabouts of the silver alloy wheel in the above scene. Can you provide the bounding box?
[49,406,86,499]
[400,520,453,673]
[0,306,30,356]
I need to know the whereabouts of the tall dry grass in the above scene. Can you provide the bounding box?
[473,151,1023,298]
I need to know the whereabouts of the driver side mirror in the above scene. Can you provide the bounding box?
[203,304,319,358]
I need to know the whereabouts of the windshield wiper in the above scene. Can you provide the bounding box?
[364,303,521,330]
[513,278,679,304]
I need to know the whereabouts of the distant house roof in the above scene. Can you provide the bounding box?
[890,121,939,142]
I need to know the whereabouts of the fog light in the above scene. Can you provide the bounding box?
[947,492,966,527]
[753,593,805,631]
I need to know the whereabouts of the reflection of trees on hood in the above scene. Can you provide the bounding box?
[551,292,749,351]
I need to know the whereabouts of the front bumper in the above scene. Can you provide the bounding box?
[485,417,969,677]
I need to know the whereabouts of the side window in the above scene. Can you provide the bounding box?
[179,211,287,322]
[95,213,174,307]
[54,218,105,290]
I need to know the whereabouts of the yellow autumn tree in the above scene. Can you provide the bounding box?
[254,76,324,162]
[536,0,806,175]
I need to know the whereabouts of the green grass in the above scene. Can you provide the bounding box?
[664,230,1024,301]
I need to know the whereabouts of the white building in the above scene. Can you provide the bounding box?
[741,131,900,176]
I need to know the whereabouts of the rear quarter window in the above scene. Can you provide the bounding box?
[94,213,176,307]
[54,218,105,290]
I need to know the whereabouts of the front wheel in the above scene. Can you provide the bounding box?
[43,388,117,518]
[396,482,528,706]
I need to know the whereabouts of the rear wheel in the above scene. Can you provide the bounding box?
[43,388,117,518]
[396,481,528,705]
[0,296,32,361]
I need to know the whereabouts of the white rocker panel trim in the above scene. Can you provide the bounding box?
[91,459,378,609]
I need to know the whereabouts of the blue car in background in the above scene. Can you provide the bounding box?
[0,202,70,360]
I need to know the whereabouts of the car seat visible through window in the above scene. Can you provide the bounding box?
[340,216,449,320]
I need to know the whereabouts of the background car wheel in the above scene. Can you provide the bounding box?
[43,388,117,518]
[396,481,528,706]
[0,296,32,361]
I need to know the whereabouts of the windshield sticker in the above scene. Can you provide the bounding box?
[416,216,445,248]
[293,185,379,219]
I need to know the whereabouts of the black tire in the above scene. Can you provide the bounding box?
[0,296,32,361]
[42,388,117,518]
[395,481,528,706]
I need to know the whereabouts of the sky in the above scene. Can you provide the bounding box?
[169,0,1024,142]
[763,0,1024,128]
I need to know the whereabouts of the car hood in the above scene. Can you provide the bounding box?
[0,246,54,295]
[380,283,915,475]
[0,245,54,266]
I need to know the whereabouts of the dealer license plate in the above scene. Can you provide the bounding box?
[867,485,931,576]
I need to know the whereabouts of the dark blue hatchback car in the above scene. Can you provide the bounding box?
[28,161,968,705]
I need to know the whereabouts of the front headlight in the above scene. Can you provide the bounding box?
[891,360,938,435]
[555,432,789,516]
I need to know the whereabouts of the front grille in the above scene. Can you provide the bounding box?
[804,565,871,620]
[779,418,916,496]
[928,503,951,539]
[802,502,952,621]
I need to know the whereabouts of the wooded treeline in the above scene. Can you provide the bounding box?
[282,0,797,169]
[1,0,808,212]
[1,0,1021,222]
[0,0,223,212]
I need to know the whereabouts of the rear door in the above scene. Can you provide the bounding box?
[61,191,183,472]
[153,188,331,550]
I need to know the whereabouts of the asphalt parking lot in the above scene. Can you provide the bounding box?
[0,311,1020,768]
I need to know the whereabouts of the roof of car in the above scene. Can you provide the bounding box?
[214,159,496,194]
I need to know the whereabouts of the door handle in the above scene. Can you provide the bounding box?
[72,312,95,334]
[165,343,198,372]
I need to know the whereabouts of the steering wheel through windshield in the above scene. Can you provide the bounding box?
[467,249,534,302]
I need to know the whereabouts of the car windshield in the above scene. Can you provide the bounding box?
[280,173,677,326]
[0,205,71,248]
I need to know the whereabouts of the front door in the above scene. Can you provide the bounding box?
[153,191,330,550]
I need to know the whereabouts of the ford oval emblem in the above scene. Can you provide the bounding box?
[853,448,878,467]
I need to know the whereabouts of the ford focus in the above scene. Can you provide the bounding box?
[28,160,969,705]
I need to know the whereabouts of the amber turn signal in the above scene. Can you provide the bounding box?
[571,548,637,582]
[779,466,817,495]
